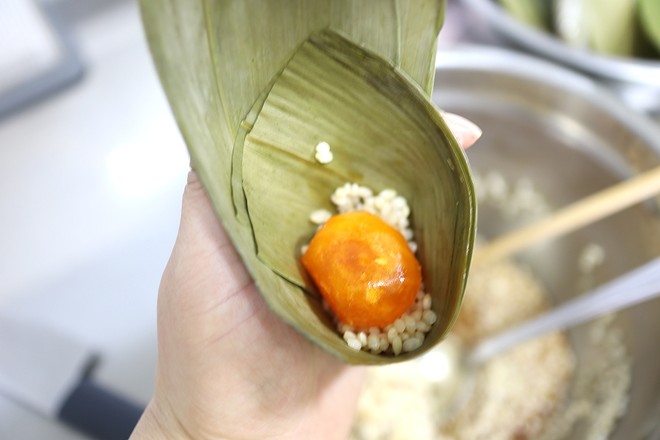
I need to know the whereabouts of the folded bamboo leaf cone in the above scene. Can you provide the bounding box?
[140,1,476,365]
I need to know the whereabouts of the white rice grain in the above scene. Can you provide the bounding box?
[367,334,380,351]
[422,294,432,310]
[314,142,333,164]
[394,319,406,334]
[309,209,332,225]
[392,336,403,355]
[346,337,362,351]
[422,310,437,325]
[403,337,422,352]
[404,315,417,333]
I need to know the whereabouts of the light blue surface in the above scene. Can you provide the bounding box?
[0,0,187,437]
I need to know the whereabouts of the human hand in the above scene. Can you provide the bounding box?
[130,113,480,440]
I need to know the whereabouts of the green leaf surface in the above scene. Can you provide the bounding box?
[139,0,475,364]
[585,0,639,56]
[499,0,553,30]
[241,32,475,355]
[639,0,660,52]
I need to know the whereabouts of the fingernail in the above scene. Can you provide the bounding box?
[187,169,197,184]
[442,112,482,148]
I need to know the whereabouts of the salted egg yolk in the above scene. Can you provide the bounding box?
[301,211,422,327]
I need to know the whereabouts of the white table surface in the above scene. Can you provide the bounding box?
[0,1,188,437]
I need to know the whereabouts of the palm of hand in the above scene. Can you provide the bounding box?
[153,174,363,440]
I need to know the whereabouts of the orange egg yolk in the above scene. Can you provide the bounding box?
[301,211,422,328]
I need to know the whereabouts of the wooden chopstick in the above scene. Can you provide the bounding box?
[473,165,660,267]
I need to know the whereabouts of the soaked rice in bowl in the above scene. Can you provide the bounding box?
[350,170,631,440]
[350,255,631,440]
[350,258,575,440]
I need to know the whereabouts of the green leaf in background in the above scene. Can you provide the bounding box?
[499,0,553,31]
[639,0,660,53]
[584,0,639,56]
[139,0,444,242]
[497,0,660,60]
[139,0,476,365]
[554,0,644,57]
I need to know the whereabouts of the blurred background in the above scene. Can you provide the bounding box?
[0,0,658,438]
[0,0,187,438]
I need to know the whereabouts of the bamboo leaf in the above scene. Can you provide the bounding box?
[140,0,444,232]
[499,0,553,31]
[584,0,639,56]
[396,0,446,93]
[639,0,660,52]
[139,0,475,364]
[241,31,475,361]
[199,0,443,142]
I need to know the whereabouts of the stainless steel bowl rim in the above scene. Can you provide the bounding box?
[435,45,660,154]
[460,0,660,87]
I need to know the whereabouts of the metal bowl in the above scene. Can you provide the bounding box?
[433,46,660,439]
[459,0,660,113]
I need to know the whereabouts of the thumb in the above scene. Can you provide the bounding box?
[174,171,241,269]
[159,171,260,331]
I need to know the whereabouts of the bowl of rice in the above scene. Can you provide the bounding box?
[350,46,660,440]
